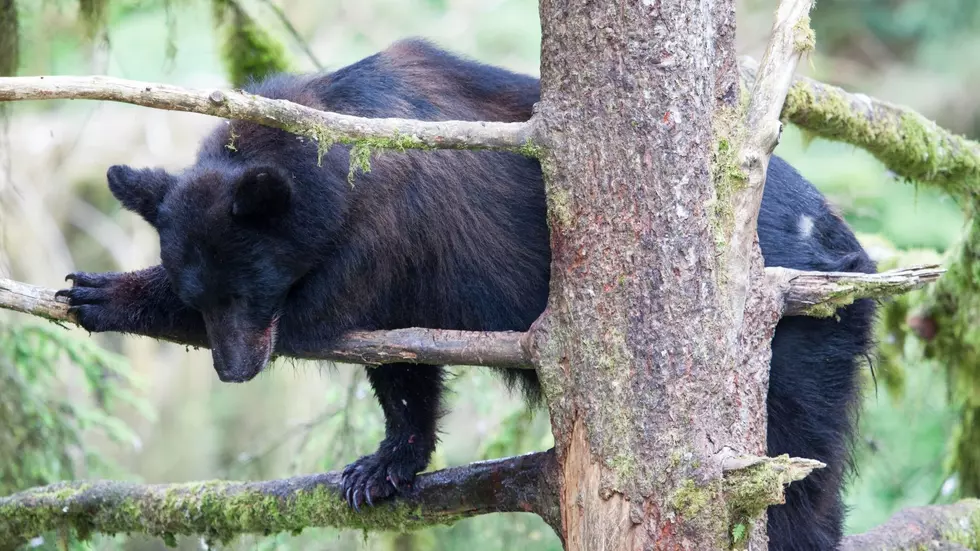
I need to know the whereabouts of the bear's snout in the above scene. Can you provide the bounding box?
[202,310,277,384]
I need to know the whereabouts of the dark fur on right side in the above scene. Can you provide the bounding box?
[59,39,875,550]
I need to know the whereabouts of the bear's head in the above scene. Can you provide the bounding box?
[106,163,314,383]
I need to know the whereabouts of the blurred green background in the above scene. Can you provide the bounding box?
[1,0,978,549]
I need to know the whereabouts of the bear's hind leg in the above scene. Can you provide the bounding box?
[342,363,445,510]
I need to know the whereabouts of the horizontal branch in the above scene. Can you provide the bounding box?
[839,499,980,551]
[1,63,973,193]
[0,451,558,548]
[0,278,533,369]
[0,76,539,154]
[0,450,826,547]
[770,264,945,317]
[740,57,980,197]
[0,267,940,368]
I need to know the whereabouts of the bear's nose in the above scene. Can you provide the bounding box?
[202,309,274,383]
[210,343,262,383]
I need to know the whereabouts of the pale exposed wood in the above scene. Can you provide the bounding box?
[729,0,816,327]
[770,265,945,317]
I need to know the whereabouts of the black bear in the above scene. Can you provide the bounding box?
[58,39,875,550]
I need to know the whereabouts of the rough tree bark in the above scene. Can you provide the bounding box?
[528,0,788,548]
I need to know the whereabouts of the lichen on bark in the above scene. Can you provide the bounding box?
[792,16,815,53]
[710,108,749,254]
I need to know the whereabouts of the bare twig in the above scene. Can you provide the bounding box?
[729,0,815,319]
[0,76,539,153]
[0,266,941,367]
[0,278,68,323]
[839,499,980,551]
[771,264,946,317]
[0,451,559,548]
[740,57,980,198]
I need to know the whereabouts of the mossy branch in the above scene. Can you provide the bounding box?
[721,454,825,525]
[0,76,541,154]
[0,267,941,370]
[838,499,980,551]
[1,62,975,179]
[0,451,559,548]
[741,57,980,198]
[0,449,836,548]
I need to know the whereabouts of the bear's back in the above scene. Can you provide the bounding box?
[195,41,550,336]
[192,39,872,335]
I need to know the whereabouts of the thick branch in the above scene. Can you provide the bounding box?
[740,57,980,198]
[0,451,559,548]
[770,264,945,317]
[839,499,980,551]
[0,450,827,548]
[0,268,940,367]
[728,0,815,318]
[0,278,533,369]
[0,76,540,153]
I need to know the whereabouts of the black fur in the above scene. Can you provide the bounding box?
[58,39,875,550]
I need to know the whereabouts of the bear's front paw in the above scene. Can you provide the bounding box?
[56,271,134,333]
[341,446,426,511]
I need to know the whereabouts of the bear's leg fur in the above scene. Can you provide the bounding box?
[342,362,446,509]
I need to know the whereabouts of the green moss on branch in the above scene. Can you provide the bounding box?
[722,455,823,549]
[916,215,980,497]
[0,451,556,547]
[0,479,433,546]
[792,16,815,53]
[780,81,980,199]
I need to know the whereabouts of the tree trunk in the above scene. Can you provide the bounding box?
[533,0,775,548]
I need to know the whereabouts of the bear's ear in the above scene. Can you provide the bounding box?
[232,167,292,222]
[107,165,176,227]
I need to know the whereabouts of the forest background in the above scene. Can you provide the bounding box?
[1,0,977,549]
